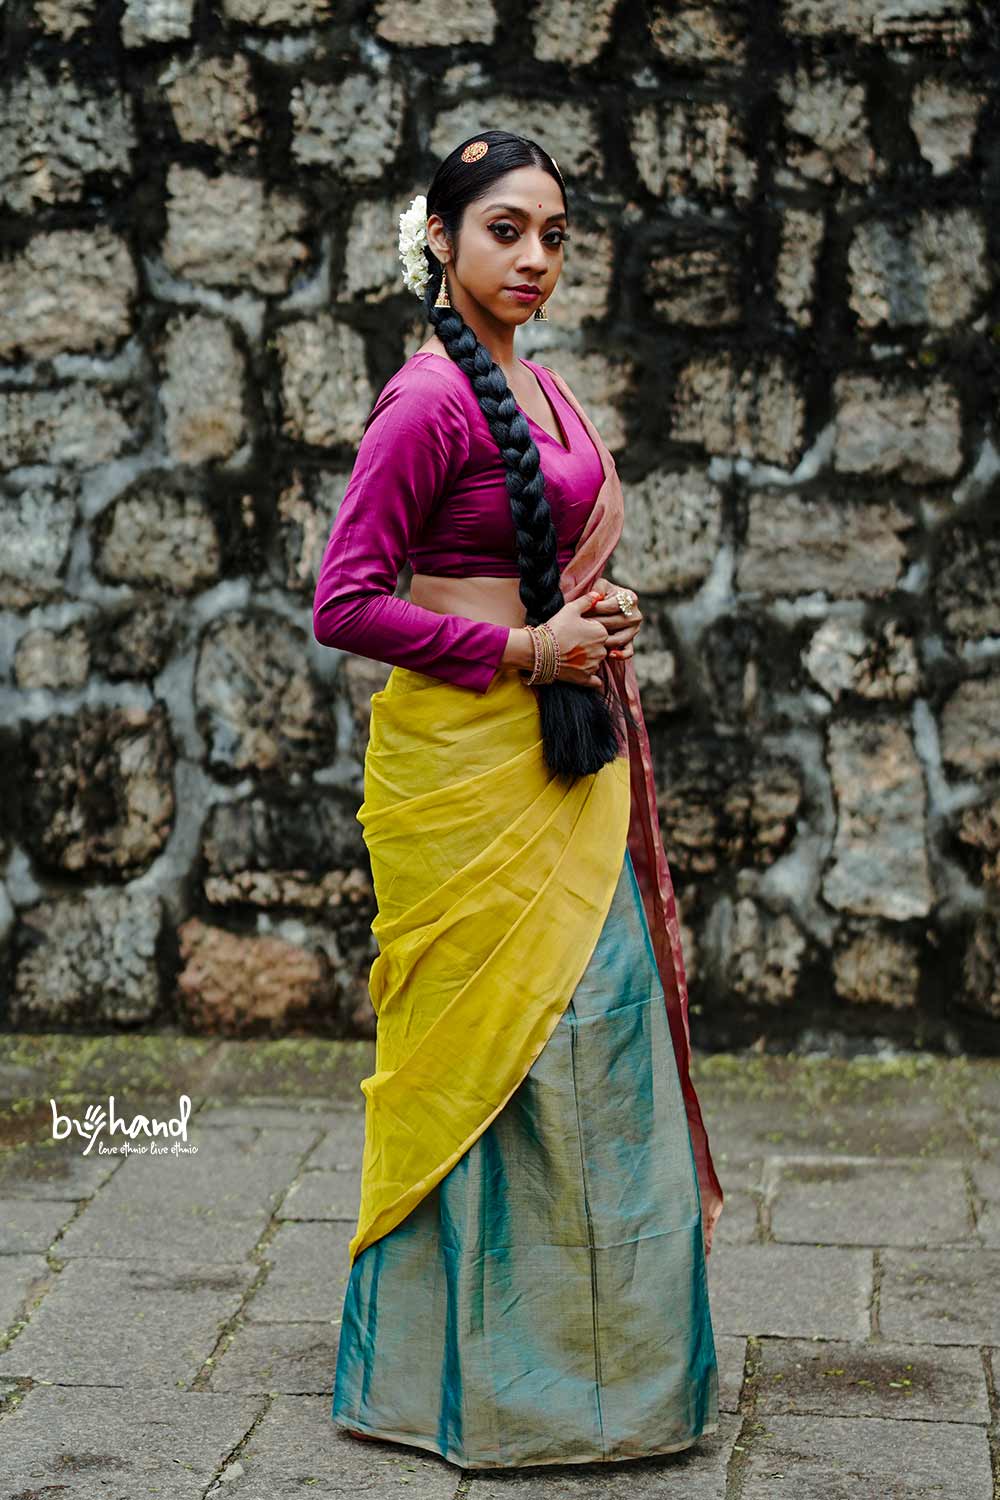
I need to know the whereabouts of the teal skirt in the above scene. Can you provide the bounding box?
[331,845,719,1469]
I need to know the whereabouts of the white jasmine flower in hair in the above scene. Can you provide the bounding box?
[399,194,431,298]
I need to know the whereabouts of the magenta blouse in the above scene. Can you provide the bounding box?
[311,351,606,694]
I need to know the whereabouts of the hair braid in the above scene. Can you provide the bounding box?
[425,261,627,782]
[427,313,562,622]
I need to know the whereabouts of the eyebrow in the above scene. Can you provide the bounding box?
[480,202,567,223]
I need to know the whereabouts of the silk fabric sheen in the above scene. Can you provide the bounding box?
[333,845,718,1467]
[352,664,632,1262]
[549,366,726,1258]
[348,364,724,1266]
[312,354,605,694]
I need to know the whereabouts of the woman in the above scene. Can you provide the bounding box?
[312,130,724,1470]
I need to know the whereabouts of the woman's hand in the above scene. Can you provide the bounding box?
[530,591,612,688]
[581,577,642,661]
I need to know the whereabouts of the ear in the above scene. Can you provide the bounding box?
[425,215,451,260]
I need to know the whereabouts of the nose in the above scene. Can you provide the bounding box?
[516,234,550,273]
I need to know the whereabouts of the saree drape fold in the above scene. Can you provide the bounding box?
[548,369,725,1258]
[348,365,724,1269]
[351,666,632,1263]
[333,843,718,1468]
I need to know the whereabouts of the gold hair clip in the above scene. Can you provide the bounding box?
[460,140,489,163]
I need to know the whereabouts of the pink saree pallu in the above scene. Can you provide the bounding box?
[331,370,725,1468]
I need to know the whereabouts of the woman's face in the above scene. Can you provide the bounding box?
[428,165,568,327]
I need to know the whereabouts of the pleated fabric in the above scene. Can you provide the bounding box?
[331,843,719,1470]
[348,663,632,1264]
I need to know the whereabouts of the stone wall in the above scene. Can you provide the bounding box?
[1,0,998,1052]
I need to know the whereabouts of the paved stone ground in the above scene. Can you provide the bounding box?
[0,1037,997,1498]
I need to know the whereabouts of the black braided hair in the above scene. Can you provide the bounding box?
[422,130,629,783]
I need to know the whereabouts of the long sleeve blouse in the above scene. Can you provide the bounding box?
[312,352,605,694]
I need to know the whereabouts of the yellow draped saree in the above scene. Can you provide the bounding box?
[350,664,632,1263]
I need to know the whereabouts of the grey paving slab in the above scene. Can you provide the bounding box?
[974,1117,1000,1157]
[879,1247,1000,1345]
[54,1128,304,1262]
[747,1335,990,1423]
[0,1385,264,1500]
[207,1320,338,1395]
[0,1257,256,1384]
[740,1412,992,1498]
[714,1334,747,1413]
[0,1253,51,1342]
[707,1244,872,1339]
[712,1186,760,1245]
[970,1160,1000,1245]
[0,1197,78,1252]
[303,1113,366,1171]
[212,1393,462,1493]
[248,1220,352,1323]
[277,1166,361,1221]
[193,1102,340,1142]
[768,1156,973,1246]
[463,1411,741,1491]
[0,1141,119,1200]
[188,1122,260,1151]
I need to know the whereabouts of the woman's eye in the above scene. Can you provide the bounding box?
[489,223,568,248]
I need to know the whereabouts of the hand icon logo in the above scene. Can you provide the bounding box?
[79,1104,107,1154]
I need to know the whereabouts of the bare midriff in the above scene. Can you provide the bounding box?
[409,572,527,629]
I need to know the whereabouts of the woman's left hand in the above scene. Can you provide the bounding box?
[582,577,642,661]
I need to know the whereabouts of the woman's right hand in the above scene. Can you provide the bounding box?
[534,591,610,689]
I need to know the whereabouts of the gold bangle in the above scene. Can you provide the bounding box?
[519,625,540,682]
[522,622,561,685]
[523,625,546,685]
[539,622,561,682]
